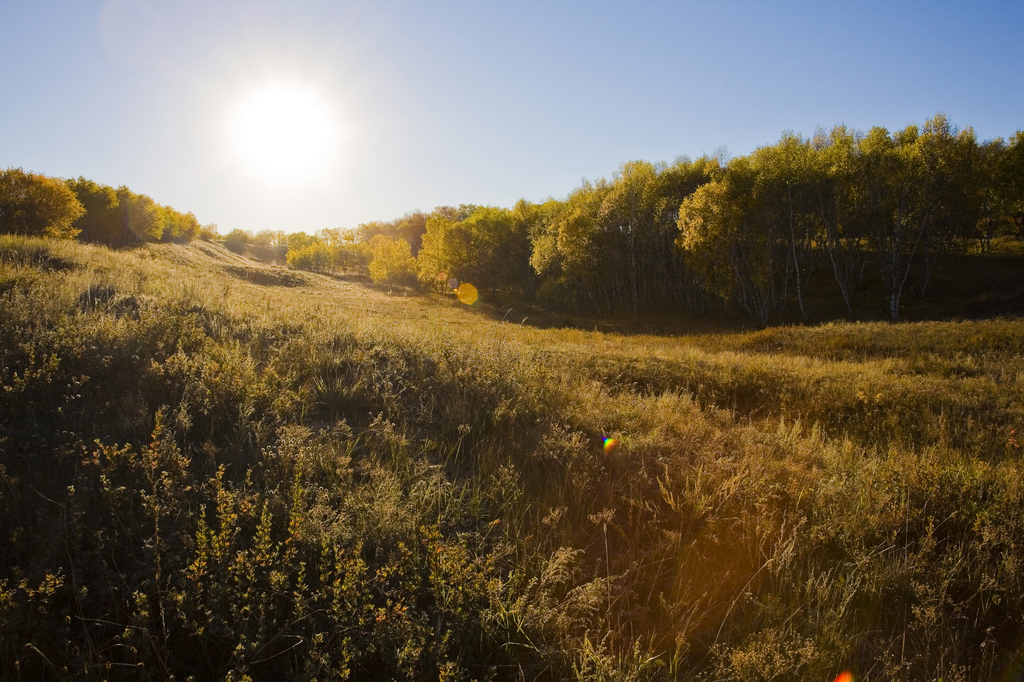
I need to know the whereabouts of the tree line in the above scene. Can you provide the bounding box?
[218,213,426,286]
[678,116,1024,324]
[0,168,214,245]
[335,113,1023,325]
[6,113,1023,324]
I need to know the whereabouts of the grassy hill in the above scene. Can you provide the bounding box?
[2,236,1023,681]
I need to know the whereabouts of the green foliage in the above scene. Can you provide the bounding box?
[531,157,712,317]
[994,130,1024,238]
[115,185,164,242]
[679,157,780,325]
[66,177,122,243]
[224,227,253,253]
[162,209,201,243]
[198,222,220,241]
[417,203,534,296]
[286,231,317,252]
[675,115,1019,324]
[252,229,287,247]
[287,241,335,274]
[531,180,611,310]
[359,211,429,255]
[282,230,370,276]
[63,176,204,246]
[368,234,417,286]
[0,168,84,239]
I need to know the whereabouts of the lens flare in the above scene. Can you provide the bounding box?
[833,672,853,682]
[603,437,618,452]
[456,283,478,305]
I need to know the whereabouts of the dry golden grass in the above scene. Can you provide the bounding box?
[2,236,1023,681]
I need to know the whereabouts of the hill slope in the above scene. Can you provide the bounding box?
[2,236,1023,681]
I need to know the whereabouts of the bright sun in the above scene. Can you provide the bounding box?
[228,83,340,183]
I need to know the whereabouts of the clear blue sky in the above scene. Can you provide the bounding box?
[2,0,1022,234]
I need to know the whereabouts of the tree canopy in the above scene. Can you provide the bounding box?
[0,168,84,239]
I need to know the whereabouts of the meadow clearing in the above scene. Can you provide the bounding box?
[1,236,1022,681]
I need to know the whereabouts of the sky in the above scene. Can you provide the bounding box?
[2,0,1023,234]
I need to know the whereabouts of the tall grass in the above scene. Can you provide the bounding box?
[1,235,1022,680]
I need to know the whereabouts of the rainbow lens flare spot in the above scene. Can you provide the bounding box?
[456,283,479,305]
[833,672,853,682]
[603,437,618,452]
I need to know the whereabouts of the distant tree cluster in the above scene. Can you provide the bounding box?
[356,211,428,255]
[368,234,417,286]
[66,178,209,245]
[285,229,368,275]
[318,113,1022,324]
[678,116,1024,323]
[0,168,213,246]
[529,159,712,317]
[0,168,84,239]
[257,212,429,283]
[417,202,541,296]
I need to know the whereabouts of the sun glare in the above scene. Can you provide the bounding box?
[228,83,340,183]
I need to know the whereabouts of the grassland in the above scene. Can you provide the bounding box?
[1,236,1023,681]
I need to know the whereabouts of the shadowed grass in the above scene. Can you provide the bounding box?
[1,235,1022,681]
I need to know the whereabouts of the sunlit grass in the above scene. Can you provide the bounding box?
[1,235,1022,680]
